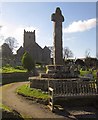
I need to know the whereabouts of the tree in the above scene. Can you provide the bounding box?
[85,57,98,69]
[5,37,18,52]
[48,46,53,58]
[21,52,35,72]
[85,49,91,58]
[63,47,73,60]
[2,43,13,58]
[75,59,85,67]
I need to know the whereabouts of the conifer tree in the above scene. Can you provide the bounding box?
[22,52,35,72]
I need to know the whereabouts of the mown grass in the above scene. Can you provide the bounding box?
[0,103,12,112]
[16,84,49,100]
[0,66,27,73]
[80,70,89,76]
[1,64,97,79]
[80,70,97,79]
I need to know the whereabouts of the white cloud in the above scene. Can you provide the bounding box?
[0,22,39,50]
[63,18,96,33]
[13,26,39,48]
[65,37,76,41]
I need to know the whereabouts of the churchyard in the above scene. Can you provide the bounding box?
[1,64,26,73]
[0,6,98,120]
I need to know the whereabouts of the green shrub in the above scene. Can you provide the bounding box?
[21,52,35,72]
[4,64,12,68]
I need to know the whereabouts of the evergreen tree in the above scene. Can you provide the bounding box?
[22,52,35,72]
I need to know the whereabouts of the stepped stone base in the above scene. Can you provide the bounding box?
[29,77,81,91]
[40,65,79,79]
[29,65,90,91]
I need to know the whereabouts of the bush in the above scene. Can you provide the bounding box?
[4,64,12,68]
[21,52,35,72]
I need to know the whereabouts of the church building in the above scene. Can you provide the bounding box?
[16,29,51,65]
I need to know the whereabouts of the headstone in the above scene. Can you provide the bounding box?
[51,7,64,65]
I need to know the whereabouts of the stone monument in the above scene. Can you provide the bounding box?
[29,7,80,91]
[38,7,78,79]
[45,7,66,78]
[52,7,64,65]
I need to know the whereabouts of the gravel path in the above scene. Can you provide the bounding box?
[0,82,75,119]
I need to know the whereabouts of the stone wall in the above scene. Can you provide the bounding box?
[29,77,82,91]
[2,72,31,85]
[29,43,43,63]
[30,78,48,91]
[42,46,51,64]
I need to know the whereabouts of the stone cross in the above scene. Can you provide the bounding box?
[51,7,64,65]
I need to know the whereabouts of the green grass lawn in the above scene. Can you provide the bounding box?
[16,84,49,100]
[0,66,27,73]
[1,64,97,81]
[80,70,97,79]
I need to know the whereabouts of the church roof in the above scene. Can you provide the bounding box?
[43,46,51,52]
[25,42,43,51]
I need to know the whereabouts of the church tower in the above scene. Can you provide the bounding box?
[23,29,36,48]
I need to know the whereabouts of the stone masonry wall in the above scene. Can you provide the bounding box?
[2,72,31,85]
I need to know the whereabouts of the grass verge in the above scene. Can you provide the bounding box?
[16,84,49,104]
[0,103,12,112]
[0,65,27,73]
[0,103,27,119]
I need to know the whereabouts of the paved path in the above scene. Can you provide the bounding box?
[0,82,75,119]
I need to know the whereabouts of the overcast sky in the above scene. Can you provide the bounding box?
[0,2,96,58]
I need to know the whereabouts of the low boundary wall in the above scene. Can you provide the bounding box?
[2,72,32,85]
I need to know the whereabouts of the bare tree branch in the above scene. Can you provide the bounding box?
[5,37,18,52]
[63,47,73,60]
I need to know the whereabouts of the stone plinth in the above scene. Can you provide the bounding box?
[29,77,81,91]
[40,65,79,79]
[46,65,65,74]
[29,77,48,91]
[46,65,65,78]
